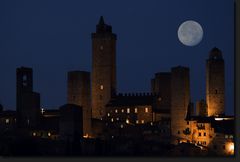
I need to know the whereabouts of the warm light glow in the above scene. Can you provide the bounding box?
[121,109,124,113]
[33,132,36,136]
[141,120,144,124]
[115,109,118,113]
[120,124,123,128]
[100,85,104,90]
[227,142,234,154]
[116,117,119,121]
[107,113,110,117]
[127,108,130,113]
[126,119,129,124]
[48,132,51,137]
[134,108,138,113]
[83,134,89,138]
[136,120,139,124]
[150,122,153,126]
[5,119,9,124]
[145,107,149,113]
[111,118,114,122]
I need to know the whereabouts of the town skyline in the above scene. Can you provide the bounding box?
[0,0,234,115]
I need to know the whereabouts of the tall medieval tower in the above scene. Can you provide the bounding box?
[170,66,190,143]
[206,48,225,116]
[67,71,91,136]
[91,16,117,119]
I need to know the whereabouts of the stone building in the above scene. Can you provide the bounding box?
[67,71,92,137]
[170,66,191,143]
[91,16,117,119]
[16,67,40,129]
[206,48,225,116]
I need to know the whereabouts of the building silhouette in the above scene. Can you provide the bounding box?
[0,16,234,156]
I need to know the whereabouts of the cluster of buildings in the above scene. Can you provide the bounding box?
[0,16,234,156]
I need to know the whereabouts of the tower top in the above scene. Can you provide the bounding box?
[96,16,112,33]
[209,47,223,60]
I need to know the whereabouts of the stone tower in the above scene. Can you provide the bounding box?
[16,67,40,128]
[67,71,91,137]
[170,66,190,143]
[206,48,225,116]
[91,16,117,119]
[151,72,171,110]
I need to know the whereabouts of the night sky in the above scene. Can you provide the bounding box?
[0,0,234,115]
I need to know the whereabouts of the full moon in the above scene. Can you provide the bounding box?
[178,20,203,46]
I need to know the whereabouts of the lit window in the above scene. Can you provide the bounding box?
[136,120,139,124]
[48,132,51,137]
[107,113,110,117]
[134,108,138,113]
[150,122,153,126]
[145,107,149,113]
[116,117,119,121]
[120,124,123,128]
[41,108,44,114]
[127,108,130,113]
[141,120,144,124]
[126,119,129,124]
[115,109,118,113]
[121,109,124,113]
[100,85,104,90]
[33,132,36,136]
[111,118,114,122]
[5,119,9,124]
[225,135,229,139]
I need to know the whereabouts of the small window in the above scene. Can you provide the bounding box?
[145,107,149,113]
[5,119,10,124]
[127,108,130,113]
[126,119,129,124]
[32,132,36,136]
[204,132,206,136]
[115,109,118,113]
[116,117,119,121]
[187,121,189,125]
[121,109,124,113]
[107,113,110,117]
[134,108,138,113]
[120,124,123,128]
[141,120,144,124]
[215,90,218,94]
[136,120,139,124]
[111,118,114,122]
[48,132,51,137]
[199,132,201,137]
[100,85,104,90]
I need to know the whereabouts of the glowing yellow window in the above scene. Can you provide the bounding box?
[127,108,130,113]
[141,120,144,124]
[48,132,51,137]
[121,109,124,113]
[33,132,36,136]
[111,118,114,122]
[136,120,139,124]
[134,108,138,113]
[145,107,149,113]
[115,109,118,113]
[126,119,129,124]
[107,113,110,117]
[100,85,104,90]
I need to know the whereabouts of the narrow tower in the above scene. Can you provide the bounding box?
[16,67,40,128]
[67,71,91,137]
[91,16,117,119]
[206,47,225,116]
[170,66,190,143]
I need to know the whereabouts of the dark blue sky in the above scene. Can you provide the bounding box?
[0,0,234,115]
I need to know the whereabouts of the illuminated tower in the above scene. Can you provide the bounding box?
[67,71,91,136]
[91,16,117,119]
[170,66,190,143]
[206,48,225,116]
